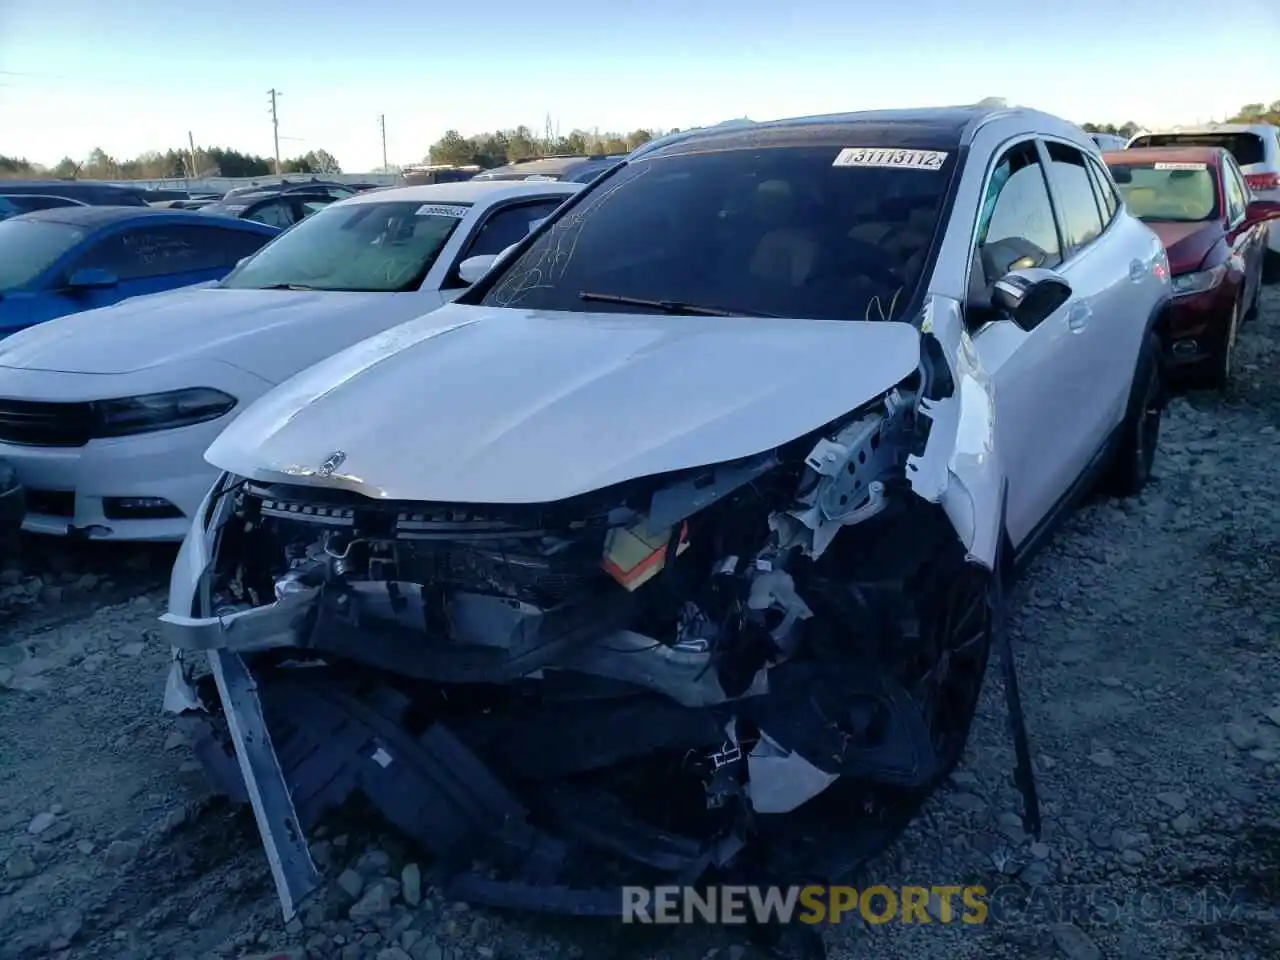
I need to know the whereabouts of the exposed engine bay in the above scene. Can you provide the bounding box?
[161,368,1022,931]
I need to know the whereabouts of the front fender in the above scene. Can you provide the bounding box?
[905,295,1004,570]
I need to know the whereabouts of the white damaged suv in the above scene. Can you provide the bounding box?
[163,104,1172,920]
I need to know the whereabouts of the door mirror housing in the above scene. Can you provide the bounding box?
[64,267,119,292]
[456,254,498,286]
[1244,198,1280,228]
[991,267,1073,331]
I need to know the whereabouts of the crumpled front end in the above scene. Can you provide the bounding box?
[161,306,1005,922]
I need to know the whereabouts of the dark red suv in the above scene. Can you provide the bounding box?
[1105,147,1280,389]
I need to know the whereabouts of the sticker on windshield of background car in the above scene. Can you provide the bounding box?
[1153,162,1206,171]
[523,174,557,181]
[415,204,468,218]
[832,148,948,171]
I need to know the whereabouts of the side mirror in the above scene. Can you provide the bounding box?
[1244,199,1280,227]
[457,254,498,285]
[64,267,119,292]
[991,267,1073,331]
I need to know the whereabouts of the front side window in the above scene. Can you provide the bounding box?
[1046,142,1105,250]
[976,141,1062,282]
[0,219,88,291]
[477,141,959,323]
[221,199,470,292]
[1129,132,1266,169]
[1106,161,1220,223]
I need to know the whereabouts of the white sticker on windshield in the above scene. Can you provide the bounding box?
[1153,162,1206,171]
[832,148,948,171]
[523,174,557,181]
[414,203,467,218]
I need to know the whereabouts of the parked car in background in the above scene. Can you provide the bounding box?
[0,206,279,336]
[0,180,150,206]
[1129,124,1280,280]
[1091,133,1128,151]
[166,104,1175,920]
[0,456,21,553]
[221,179,358,202]
[200,190,340,228]
[1105,147,1280,388]
[472,154,627,183]
[0,179,579,541]
[1,193,88,219]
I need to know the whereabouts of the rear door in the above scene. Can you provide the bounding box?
[1222,156,1262,302]
[1038,138,1136,469]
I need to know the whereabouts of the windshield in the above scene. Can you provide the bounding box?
[1107,162,1220,222]
[1129,133,1265,168]
[0,219,87,291]
[220,199,469,292]
[478,143,957,322]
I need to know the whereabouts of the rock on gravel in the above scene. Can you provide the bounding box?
[2,288,1280,960]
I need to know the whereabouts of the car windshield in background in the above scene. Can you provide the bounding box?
[220,200,469,293]
[1129,133,1265,168]
[1108,162,1220,222]
[0,219,87,292]
[479,144,956,322]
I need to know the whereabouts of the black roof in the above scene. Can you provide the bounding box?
[640,106,994,160]
[15,205,259,229]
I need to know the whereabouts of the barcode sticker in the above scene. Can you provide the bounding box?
[415,204,467,218]
[833,148,948,171]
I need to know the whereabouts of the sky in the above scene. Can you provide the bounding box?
[1,0,1277,174]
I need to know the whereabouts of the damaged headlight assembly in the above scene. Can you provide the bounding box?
[157,372,1035,930]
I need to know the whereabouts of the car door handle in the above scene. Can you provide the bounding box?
[1128,259,1146,282]
[1067,302,1091,332]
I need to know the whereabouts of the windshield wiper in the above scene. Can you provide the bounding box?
[256,283,316,291]
[578,291,775,317]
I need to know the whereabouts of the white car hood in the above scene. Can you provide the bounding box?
[0,286,433,382]
[207,304,924,504]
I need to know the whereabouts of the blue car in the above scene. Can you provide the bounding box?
[0,206,280,336]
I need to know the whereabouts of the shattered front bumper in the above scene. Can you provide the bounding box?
[162,628,752,922]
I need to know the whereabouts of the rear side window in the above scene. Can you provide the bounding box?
[1046,142,1104,250]
[244,198,298,229]
[1085,156,1119,222]
[1129,132,1266,168]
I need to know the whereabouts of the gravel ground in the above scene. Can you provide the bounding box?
[2,288,1278,960]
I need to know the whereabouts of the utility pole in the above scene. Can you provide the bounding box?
[267,88,282,175]
[378,114,388,172]
[187,131,199,182]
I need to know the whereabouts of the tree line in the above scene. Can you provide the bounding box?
[3,101,1275,182]
[0,146,343,181]
[424,126,663,168]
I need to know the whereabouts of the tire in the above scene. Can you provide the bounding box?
[913,562,994,790]
[1245,272,1262,321]
[1103,331,1163,498]
[1265,248,1280,285]
[1200,297,1241,392]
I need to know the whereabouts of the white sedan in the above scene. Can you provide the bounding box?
[0,179,579,541]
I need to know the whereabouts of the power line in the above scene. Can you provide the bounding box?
[267,88,282,175]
